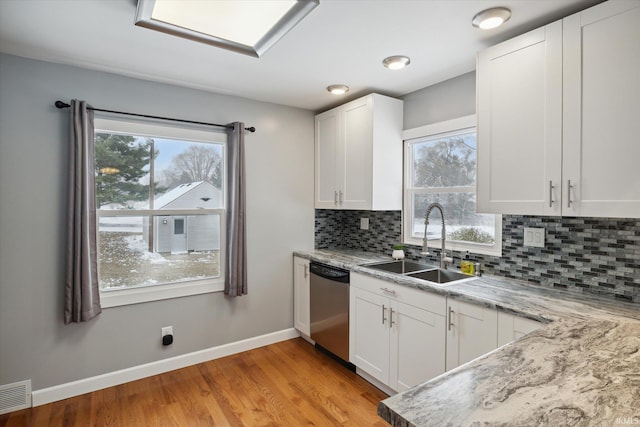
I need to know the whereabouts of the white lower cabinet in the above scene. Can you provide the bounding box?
[350,273,446,392]
[293,256,311,337]
[445,299,498,371]
[497,311,542,347]
[348,272,545,392]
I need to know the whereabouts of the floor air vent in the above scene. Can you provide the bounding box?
[0,380,32,415]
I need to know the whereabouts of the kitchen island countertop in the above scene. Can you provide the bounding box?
[294,249,640,426]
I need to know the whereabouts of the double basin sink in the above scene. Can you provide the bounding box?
[361,260,475,286]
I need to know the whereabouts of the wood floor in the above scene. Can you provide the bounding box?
[0,338,389,427]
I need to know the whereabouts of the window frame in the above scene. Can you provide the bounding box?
[402,115,502,257]
[94,116,227,308]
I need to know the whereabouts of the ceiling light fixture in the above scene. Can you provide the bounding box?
[135,0,319,58]
[383,55,411,70]
[327,85,350,95]
[472,7,511,30]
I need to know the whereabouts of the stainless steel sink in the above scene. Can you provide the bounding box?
[362,260,436,274]
[361,260,476,286]
[407,269,472,284]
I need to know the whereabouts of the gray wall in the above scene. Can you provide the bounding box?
[402,71,476,129]
[0,54,315,390]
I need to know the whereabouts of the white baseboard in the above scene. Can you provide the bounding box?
[355,368,396,397]
[32,328,300,407]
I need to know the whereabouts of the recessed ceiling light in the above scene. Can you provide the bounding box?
[327,85,350,95]
[135,0,319,58]
[383,55,411,70]
[472,7,511,30]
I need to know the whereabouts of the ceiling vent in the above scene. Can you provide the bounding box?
[0,380,32,415]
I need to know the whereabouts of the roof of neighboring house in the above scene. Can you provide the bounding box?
[153,181,221,210]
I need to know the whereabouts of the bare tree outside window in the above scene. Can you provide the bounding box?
[162,145,223,190]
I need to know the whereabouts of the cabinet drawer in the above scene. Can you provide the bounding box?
[351,273,446,316]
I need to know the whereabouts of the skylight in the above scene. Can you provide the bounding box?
[135,0,319,58]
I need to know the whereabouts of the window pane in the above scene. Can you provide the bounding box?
[95,134,224,210]
[98,214,221,290]
[411,131,476,188]
[174,218,185,235]
[411,193,495,245]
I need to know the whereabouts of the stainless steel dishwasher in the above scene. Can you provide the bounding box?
[310,262,350,364]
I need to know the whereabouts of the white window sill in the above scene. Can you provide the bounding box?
[100,279,224,308]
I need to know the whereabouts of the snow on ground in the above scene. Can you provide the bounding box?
[124,235,170,264]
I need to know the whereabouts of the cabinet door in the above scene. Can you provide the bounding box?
[446,300,498,371]
[563,1,640,218]
[477,21,562,215]
[315,108,340,208]
[389,301,446,392]
[497,312,541,347]
[350,286,390,384]
[341,96,373,209]
[293,257,311,336]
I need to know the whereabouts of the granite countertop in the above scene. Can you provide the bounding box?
[294,249,640,426]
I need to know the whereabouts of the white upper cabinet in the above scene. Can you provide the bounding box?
[477,0,640,218]
[315,93,403,210]
[477,21,562,216]
[562,1,640,218]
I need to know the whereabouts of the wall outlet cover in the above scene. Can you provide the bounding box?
[360,218,369,230]
[523,227,545,248]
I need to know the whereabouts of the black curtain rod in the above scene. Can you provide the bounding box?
[54,101,256,133]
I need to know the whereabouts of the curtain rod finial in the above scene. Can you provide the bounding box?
[245,126,256,133]
[55,100,70,109]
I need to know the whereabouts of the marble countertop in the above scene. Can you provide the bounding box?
[294,249,640,426]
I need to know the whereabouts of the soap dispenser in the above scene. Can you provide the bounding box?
[460,251,475,275]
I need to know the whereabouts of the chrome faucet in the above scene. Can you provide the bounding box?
[421,203,453,269]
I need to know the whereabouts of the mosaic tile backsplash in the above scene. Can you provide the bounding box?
[315,210,640,304]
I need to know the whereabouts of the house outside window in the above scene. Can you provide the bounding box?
[94,117,226,307]
[403,115,502,257]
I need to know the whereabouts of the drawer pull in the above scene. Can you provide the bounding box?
[380,287,397,296]
[382,304,387,325]
[448,307,455,331]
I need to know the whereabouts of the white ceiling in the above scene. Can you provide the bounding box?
[0,0,604,112]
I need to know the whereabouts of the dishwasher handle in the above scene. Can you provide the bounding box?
[309,263,350,283]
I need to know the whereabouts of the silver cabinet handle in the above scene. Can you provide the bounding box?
[389,308,395,328]
[339,190,344,205]
[549,180,555,208]
[382,304,387,325]
[567,180,573,208]
[303,264,308,279]
[448,306,454,331]
[334,190,339,206]
[380,287,397,296]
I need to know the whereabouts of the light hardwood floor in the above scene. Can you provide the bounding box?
[0,338,389,426]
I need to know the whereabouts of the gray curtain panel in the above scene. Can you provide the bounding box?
[64,100,102,324]
[225,122,247,296]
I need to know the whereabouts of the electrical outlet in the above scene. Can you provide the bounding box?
[161,326,173,337]
[360,218,369,230]
[523,227,545,248]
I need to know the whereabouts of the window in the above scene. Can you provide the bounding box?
[403,116,501,256]
[94,117,226,307]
